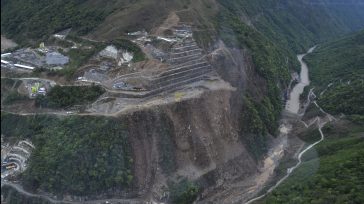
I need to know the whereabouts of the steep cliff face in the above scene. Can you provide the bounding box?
[124,88,256,197]
[107,40,277,202]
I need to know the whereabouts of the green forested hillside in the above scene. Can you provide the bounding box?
[2,0,364,48]
[305,31,364,87]
[259,123,364,204]
[0,0,109,44]
[218,0,364,52]
[1,112,133,196]
[35,85,105,108]
[305,31,364,116]
[258,31,364,204]
[0,0,195,44]
[318,80,364,115]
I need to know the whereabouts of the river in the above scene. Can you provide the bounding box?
[285,46,316,114]
[245,46,333,204]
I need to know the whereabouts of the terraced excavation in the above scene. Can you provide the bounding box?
[1,138,35,179]
[107,35,215,99]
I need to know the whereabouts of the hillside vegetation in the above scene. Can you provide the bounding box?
[305,31,364,116]
[305,31,364,88]
[0,0,202,44]
[1,0,108,45]
[1,112,133,196]
[259,123,364,204]
[318,80,364,115]
[1,78,28,105]
[216,0,364,158]
[35,85,105,108]
[3,0,364,47]
[218,0,364,53]
[258,31,364,204]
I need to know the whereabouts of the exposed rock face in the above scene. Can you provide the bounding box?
[120,51,133,64]
[100,45,118,59]
[123,89,257,200]
[45,52,69,65]
[114,41,270,202]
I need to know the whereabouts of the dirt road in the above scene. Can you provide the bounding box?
[2,181,144,204]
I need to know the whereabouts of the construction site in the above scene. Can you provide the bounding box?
[76,24,230,114]
[1,24,229,115]
[1,137,35,180]
[1,45,69,72]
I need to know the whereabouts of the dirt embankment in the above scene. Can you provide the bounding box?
[1,35,18,52]
[119,42,273,202]
[123,88,258,201]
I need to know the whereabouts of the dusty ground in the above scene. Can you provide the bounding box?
[1,39,270,204]
[109,59,169,78]
[119,81,257,202]
[153,12,180,35]
[1,35,18,52]
[86,76,232,116]
[197,133,289,204]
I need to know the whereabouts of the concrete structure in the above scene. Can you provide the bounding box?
[12,48,44,67]
[1,60,10,64]
[174,24,193,38]
[119,50,134,65]
[14,64,35,70]
[1,53,11,58]
[113,82,128,89]
[46,52,69,65]
[157,36,177,42]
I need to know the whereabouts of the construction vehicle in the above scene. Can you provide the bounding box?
[5,164,16,170]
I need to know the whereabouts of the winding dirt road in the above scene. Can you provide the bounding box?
[245,114,330,204]
[2,181,143,204]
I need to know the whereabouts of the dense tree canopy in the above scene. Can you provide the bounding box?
[1,113,133,196]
